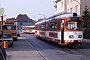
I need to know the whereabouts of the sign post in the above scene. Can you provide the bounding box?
[0,8,4,47]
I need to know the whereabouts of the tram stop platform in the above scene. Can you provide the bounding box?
[5,37,45,60]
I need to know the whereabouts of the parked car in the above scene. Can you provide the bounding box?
[0,33,13,47]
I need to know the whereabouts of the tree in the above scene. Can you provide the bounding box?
[82,6,90,28]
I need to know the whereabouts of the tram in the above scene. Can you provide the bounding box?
[22,25,35,34]
[35,12,83,45]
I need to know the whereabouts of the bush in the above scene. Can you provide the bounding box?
[83,28,90,39]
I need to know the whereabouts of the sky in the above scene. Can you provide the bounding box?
[0,0,55,21]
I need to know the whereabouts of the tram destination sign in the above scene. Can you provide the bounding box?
[71,17,79,20]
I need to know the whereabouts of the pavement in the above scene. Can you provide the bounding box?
[5,37,45,60]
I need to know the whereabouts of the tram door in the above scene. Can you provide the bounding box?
[61,20,64,44]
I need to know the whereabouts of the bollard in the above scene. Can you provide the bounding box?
[4,41,8,48]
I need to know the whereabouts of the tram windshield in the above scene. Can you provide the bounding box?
[66,21,82,30]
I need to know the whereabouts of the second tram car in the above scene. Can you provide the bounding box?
[22,26,35,34]
[35,12,83,45]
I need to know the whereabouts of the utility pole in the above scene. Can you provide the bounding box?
[1,15,4,46]
[0,8,4,47]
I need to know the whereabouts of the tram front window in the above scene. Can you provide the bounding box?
[66,21,82,30]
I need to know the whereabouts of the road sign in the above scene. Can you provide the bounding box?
[0,8,4,15]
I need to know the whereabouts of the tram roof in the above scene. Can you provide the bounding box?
[47,12,82,19]
[35,12,82,25]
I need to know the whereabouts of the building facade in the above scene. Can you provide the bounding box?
[16,14,35,31]
[54,0,90,15]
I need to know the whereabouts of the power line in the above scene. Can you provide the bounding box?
[34,0,53,19]
[37,0,53,14]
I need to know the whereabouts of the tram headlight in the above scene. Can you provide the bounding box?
[78,35,82,38]
[69,35,74,38]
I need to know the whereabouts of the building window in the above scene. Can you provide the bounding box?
[75,5,78,12]
[70,7,73,12]
[20,23,22,25]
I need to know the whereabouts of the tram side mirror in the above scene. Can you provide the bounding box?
[61,20,64,23]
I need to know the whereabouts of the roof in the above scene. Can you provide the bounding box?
[16,14,35,22]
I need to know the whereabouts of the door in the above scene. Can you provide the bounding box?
[61,20,64,44]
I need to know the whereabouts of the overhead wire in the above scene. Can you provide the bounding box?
[34,0,54,20]
[37,0,53,14]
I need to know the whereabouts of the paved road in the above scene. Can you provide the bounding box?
[24,34,90,60]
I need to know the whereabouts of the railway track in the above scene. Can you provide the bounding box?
[36,37,90,58]
[36,36,90,58]
[57,42,90,58]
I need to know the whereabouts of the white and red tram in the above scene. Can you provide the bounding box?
[22,25,35,34]
[35,12,83,45]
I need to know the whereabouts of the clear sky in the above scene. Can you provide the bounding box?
[0,0,55,21]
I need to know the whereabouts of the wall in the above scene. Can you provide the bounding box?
[56,0,67,13]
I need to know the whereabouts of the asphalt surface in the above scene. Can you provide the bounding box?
[24,34,90,60]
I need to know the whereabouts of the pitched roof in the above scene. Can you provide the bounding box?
[16,14,34,22]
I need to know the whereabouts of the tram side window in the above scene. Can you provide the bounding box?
[58,21,60,30]
[49,22,57,30]
[66,21,82,30]
[0,34,1,38]
[35,25,37,30]
[40,24,45,30]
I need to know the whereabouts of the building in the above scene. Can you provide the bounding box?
[54,0,90,15]
[16,14,35,30]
